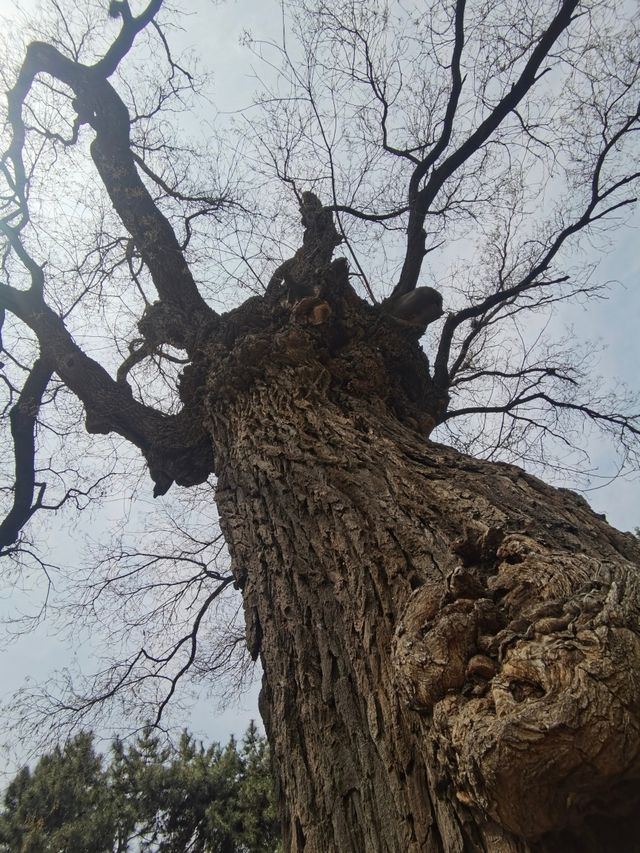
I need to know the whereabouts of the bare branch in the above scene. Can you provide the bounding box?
[0,278,214,500]
[5,29,214,344]
[433,95,640,389]
[95,0,164,79]
[395,0,580,297]
[0,355,53,551]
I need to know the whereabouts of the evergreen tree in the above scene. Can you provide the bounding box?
[0,726,279,853]
[0,732,117,852]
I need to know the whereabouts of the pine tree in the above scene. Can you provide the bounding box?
[0,726,279,853]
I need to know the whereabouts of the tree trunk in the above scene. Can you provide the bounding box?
[200,263,640,852]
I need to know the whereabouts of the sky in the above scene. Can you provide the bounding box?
[0,0,638,773]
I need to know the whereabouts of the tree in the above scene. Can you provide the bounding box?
[0,732,121,852]
[1,0,639,850]
[0,724,280,852]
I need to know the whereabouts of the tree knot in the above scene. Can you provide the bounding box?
[393,533,640,839]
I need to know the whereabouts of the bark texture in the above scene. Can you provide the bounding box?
[190,260,640,852]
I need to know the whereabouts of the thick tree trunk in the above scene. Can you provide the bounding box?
[200,262,640,852]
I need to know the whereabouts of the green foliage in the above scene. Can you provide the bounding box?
[0,724,280,853]
[0,732,118,853]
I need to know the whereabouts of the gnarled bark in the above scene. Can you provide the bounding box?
[199,262,640,852]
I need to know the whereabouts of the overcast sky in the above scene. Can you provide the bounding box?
[0,0,638,774]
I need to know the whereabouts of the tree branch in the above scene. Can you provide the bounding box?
[0,280,215,502]
[5,31,214,349]
[408,0,466,190]
[444,392,640,438]
[95,0,164,79]
[433,95,640,390]
[0,355,53,551]
[394,0,580,297]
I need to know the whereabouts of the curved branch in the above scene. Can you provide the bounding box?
[432,88,640,389]
[0,281,215,499]
[95,0,164,79]
[327,203,409,222]
[433,275,569,388]
[0,356,53,551]
[444,392,640,439]
[152,577,234,726]
[5,29,214,348]
[131,151,234,211]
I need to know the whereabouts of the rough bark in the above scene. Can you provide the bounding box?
[189,260,640,853]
